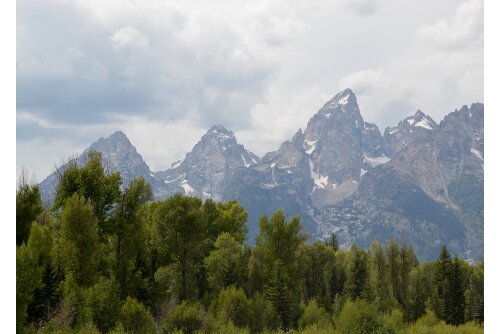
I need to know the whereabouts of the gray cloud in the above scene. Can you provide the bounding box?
[17,0,273,131]
[17,0,483,178]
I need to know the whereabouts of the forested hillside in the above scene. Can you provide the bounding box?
[17,152,484,333]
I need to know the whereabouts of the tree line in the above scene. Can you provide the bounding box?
[16,152,484,333]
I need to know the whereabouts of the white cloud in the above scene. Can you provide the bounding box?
[337,0,483,129]
[17,0,482,179]
[110,27,149,50]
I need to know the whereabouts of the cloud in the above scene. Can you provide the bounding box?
[337,0,483,129]
[16,0,274,130]
[110,27,150,50]
[17,0,482,179]
[347,0,378,16]
[415,0,483,52]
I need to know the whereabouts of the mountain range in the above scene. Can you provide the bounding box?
[39,89,484,262]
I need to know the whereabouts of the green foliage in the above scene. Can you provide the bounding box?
[111,177,153,296]
[335,299,382,334]
[15,175,483,334]
[249,209,307,331]
[16,174,43,246]
[211,286,251,328]
[54,151,121,233]
[120,296,156,334]
[149,194,207,300]
[211,200,249,243]
[345,245,370,300]
[430,246,467,325]
[403,310,483,334]
[266,260,299,331]
[205,233,249,294]
[465,262,483,323]
[303,241,336,302]
[162,301,206,334]
[17,221,59,327]
[298,299,330,329]
[17,243,42,327]
[59,194,100,287]
[248,292,278,334]
[82,276,121,333]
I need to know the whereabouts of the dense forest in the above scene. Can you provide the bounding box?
[17,152,484,333]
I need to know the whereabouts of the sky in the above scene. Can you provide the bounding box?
[16,0,484,181]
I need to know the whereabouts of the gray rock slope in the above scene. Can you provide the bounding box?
[38,90,483,261]
[39,131,169,202]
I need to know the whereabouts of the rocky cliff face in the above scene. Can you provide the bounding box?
[38,90,484,261]
[154,125,260,201]
[39,131,168,201]
[382,110,438,158]
[316,103,483,261]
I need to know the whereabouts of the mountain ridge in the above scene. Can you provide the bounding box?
[38,89,484,261]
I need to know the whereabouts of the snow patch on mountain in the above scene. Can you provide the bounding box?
[338,94,350,105]
[471,148,483,160]
[180,180,194,194]
[415,119,433,130]
[364,155,391,167]
[304,139,318,155]
[309,159,328,189]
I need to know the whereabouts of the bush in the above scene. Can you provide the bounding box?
[248,292,279,333]
[162,301,206,334]
[336,299,382,334]
[299,299,330,329]
[120,296,156,333]
[211,286,251,328]
[82,276,121,333]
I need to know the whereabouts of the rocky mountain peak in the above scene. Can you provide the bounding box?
[155,125,260,200]
[382,110,438,158]
[318,88,361,121]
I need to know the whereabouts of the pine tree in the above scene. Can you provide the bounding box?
[327,232,339,252]
[448,256,465,325]
[266,260,296,331]
[345,245,369,300]
[385,239,401,303]
[406,268,426,322]
[369,240,388,303]
[431,245,452,322]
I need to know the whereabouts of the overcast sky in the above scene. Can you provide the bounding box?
[16,0,484,181]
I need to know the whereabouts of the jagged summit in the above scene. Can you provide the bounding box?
[154,124,260,200]
[207,125,234,135]
[108,130,129,140]
[382,110,438,158]
[318,88,360,120]
[36,94,484,261]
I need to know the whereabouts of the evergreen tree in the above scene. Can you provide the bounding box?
[465,262,484,323]
[385,239,401,303]
[345,245,369,300]
[448,256,466,325]
[369,240,388,304]
[399,244,418,312]
[406,267,426,322]
[266,260,297,331]
[327,232,339,252]
[304,241,335,301]
[430,245,452,322]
